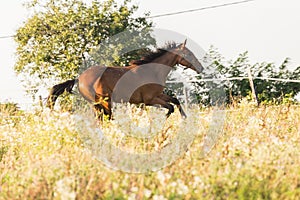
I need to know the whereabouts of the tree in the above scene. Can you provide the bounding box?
[14,0,155,95]
[191,47,300,106]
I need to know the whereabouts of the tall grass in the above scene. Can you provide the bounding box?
[0,101,299,199]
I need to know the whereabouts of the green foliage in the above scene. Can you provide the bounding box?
[0,102,20,115]
[192,47,300,105]
[14,0,154,93]
[0,146,8,162]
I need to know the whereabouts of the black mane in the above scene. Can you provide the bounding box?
[130,42,178,65]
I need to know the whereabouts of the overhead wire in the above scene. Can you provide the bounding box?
[0,0,255,39]
[147,0,255,19]
[0,35,15,39]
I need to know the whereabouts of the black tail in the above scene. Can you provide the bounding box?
[46,79,77,109]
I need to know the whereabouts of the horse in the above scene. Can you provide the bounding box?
[46,39,204,119]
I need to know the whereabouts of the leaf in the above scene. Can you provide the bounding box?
[14,0,155,99]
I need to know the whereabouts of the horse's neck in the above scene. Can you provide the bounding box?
[153,52,178,67]
[150,52,177,79]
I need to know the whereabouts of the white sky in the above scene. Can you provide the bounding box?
[1,0,300,107]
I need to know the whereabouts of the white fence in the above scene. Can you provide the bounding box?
[167,76,300,83]
[166,75,300,107]
[2,76,300,110]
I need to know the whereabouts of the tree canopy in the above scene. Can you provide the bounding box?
[14,0,155,92]
[191,47,300,105]
[14,0,300,106]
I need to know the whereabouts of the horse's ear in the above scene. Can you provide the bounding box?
[181,39,187,49]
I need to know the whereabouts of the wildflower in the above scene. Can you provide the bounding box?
[131,186,138,192]
[193,176,204,188]
[144,188,152,198]
[128,193,136,200]
[176,179,189,195]
[54,177,76,200]
[153,194,167,200]
[156,171,166,184]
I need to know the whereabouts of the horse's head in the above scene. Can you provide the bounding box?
[175,39,204,73]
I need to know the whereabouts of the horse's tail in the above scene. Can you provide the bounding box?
[46,79,77,109]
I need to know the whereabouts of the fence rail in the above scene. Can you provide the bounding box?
[166,75,300,107]
[1,76,300,109]
[167,76,300,83]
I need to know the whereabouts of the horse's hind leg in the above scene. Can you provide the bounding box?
[101,101,112,120]
[94,95,113,120]
[93,104,105,121]
[94,103,112,121]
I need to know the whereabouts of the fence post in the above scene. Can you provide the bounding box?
[39,95,43,110]
[183,84,188,108]
[247,67,259,106]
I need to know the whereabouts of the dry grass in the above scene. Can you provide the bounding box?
[0,101,300,199]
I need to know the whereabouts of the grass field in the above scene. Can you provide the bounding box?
[0,101,300,199]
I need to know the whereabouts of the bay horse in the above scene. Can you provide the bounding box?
[46,40,204,119]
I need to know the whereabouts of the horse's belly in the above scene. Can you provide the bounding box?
[129,84,164,104]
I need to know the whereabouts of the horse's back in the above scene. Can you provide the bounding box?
[78,65,132,102]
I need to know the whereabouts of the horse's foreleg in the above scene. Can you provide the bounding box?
[170,97,187,118]
[148,97,174,118]
[158,94,187,118]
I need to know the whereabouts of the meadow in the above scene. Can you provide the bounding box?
[0,100,299,199]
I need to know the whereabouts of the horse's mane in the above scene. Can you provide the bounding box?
[130,42,178,65]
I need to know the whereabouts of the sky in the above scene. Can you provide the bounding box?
[0,0,300,108]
